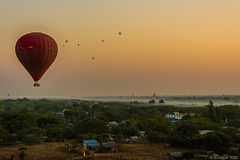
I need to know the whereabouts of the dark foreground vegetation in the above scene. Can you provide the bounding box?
[0,98,240,159]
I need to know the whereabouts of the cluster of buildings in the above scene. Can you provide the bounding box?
[81,139,117,151]
[165,112,183,123]
[165,112,196,123]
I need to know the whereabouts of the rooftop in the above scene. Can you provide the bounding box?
[83,139,100,147]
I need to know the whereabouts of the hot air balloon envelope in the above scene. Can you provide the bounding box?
[15,32,58,86]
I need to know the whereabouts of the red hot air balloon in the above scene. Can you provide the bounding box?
[15,32,58,87]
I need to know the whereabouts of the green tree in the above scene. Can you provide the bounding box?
[18,146,27,160]
[48,127,64,139]
[22,136,40,145]
[75,118,109,134]
[0,126,15,143]
[64,109,84,123]
[190,117,220,130]
[122,125,139,137]
[207,102,217,122]
[4,119,22,133]
[228,118,240,128]
[147,131,165,143]
[152,123,170,134]
[215,107,225,122]
[97,133,110,142]
[98,110,123,122]
[166,122,199,147]
[176,122,199,139]
[16,129,28,141]
[111,125,121,134]
[113,134,125,142]
[28,127,47,137]
[166,134,185,147]
[0,138,3,147]
[222,127,240,143]
[76,133,97,142]
[202,131,233,153]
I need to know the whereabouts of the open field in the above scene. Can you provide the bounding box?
[0,142,196,160]
[0,142,79,160]
[94,143,195,160]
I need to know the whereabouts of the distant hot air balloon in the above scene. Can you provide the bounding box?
[15,32,58,87]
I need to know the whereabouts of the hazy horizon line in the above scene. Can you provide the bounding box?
[1,94,240,99]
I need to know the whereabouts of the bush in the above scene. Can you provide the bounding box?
[201,132,233,154]
[147,131,165,143]
[22,136,40,145]
[183,152,195,160]
[95,145,107,153]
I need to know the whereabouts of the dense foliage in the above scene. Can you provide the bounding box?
[0,98,240,154]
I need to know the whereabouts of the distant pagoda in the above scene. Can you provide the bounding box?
[152,92,156,97]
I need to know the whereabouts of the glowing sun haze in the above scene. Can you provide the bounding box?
[1,0,240,97]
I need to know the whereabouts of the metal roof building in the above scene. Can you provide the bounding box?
[82,140,100,148]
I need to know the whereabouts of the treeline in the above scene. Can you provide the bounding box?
[0,98,240,154]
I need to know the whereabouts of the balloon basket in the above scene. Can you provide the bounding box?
[34,83,40,87]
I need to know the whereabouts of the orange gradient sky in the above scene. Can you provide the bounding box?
[1,0,240,97]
